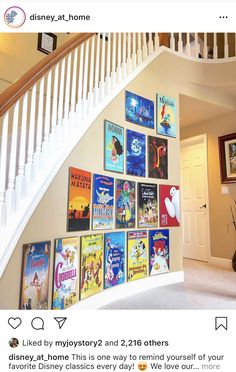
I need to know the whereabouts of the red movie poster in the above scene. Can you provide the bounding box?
[159,185,180,227]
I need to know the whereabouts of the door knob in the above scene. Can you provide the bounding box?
[200,204,206,209]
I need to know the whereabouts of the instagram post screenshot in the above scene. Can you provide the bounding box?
[0,1,235,371]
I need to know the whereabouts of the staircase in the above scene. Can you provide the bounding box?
[0,32,235,278]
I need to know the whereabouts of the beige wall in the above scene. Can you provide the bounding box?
[0,56,182,309]
[181,112,236,260]
[0,33,72,92]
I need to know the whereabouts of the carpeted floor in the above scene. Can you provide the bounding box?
[101,259,236,309]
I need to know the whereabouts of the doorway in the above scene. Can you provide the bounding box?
[180,134,211,262]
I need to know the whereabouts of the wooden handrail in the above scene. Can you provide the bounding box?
[0,33,95,117]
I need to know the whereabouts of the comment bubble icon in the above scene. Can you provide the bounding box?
[31,317,44,331]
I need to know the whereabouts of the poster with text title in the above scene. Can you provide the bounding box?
[126,129,146,177]
[67,167,91,232]
[104,120,124,173]
[159,185,180,227]
[127,231,148,282]
[104,232,125,289]
[138,183,158,228]
[125,91,154,129]
[52,237,79,310]
[149,229,170,276]
[157,94,177,138]
[148,136,168,179]
[20,241,51,310]
[80,234,103,300]
[116,179,136,229]
[92,174,114,230]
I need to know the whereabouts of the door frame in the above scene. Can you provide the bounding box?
[180,134,211,262]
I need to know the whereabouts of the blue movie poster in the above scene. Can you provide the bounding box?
[104,232,125,288]
[104,120,124,173]
[92,174,114,230]
[157,94,177,138]
[149,229,170,276]
[126,129,146,177]
[125,91,154,129]
[116,179,136,229]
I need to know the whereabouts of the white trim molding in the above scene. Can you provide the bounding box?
[209,256,233,270]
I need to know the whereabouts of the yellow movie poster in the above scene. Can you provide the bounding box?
[127,231,148,282]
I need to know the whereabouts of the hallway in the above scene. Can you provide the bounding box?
[102,259,236,309]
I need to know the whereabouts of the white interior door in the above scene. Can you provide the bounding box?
[181,134,210,262]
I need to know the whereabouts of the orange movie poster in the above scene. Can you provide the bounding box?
[67,167,91,231]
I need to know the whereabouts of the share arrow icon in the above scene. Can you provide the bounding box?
[54,317,67,329]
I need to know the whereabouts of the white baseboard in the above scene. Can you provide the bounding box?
[209,256,233,270]
[71,270,184,310]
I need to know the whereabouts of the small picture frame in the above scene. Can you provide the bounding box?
[37,33,57,55]
[218,133,236,183]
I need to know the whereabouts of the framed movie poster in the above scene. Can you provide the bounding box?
[20,241,51,310]
[138,183,158,228]
[127,231,148,282]
[126,129,146,177]
[115,179,136,229]
[125,91,154,129]
[92,174,114,230]
[157,94,177,138]
[104,120,124,173]
[149,229,170,276]
[159,185,180,227]
[52,237,79,310]
[148,136,168,179]
[67,167,91,232]
[80,234,103,300]
[218,133,236,183]
[104,232,125,288]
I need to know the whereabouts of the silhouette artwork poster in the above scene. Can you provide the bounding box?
[52,237,79,310]
[67,167,91,231]
[20,241,51,310]
[115,179,136,229]
[125,91,154,129]
[126,129,146,177]
[148,136,168,179]
[92,174,114,230]
[138,183,158,228]
[127,231,148,282]
[157,94,177,138]
[104,120,124,173]
[159,185,180,227]
[104,232,125,289]
[149,229,170,276]
[80,234,103,300]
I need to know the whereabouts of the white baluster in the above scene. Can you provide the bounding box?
[186,33,191,56]
[0,112,9,228]
[49,64,59,162]
[170,33,175,50]
[122,33,127,78]
[117,33,122,82]
[111,33,117,88]
[58,58,65,130]
[178,33,183,53]
[224,33,229,58]
[25,84,36,192]
[142,33,148,59]
[137,33,142,64]
[132,33,137,68]
[82,39,89,116]
[195,32,199,58]
[77,43,84,117]
[154,33,160,50]
[99,33,106,101]
[70,48,78,115]
[203,33,208,59]
[127,33,132,74]
[64,52,72,121]
[94,36,100,106]
[6,101,19,220]
[15,93,28,206]
[213,33,218,60]
[34,76,44,178]
[42,70,52,161]
[88,35,95,112]
[148,32,153,55]
[105,33,111,96]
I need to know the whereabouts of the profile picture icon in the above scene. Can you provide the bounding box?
[9,338,19,348]
[4,6,26,28]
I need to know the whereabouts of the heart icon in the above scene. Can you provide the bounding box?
[8,317,22,329]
